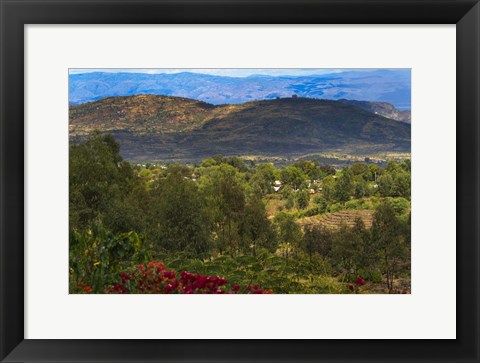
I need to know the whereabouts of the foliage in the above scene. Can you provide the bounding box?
[106,261,272,294]
[70,224,152,293]
[69,134,411,294]
[371,203,410,293]
[334,168,354,203]
[147,173,211,256]
[249,163,277,196]
[322,175,336,202]
[295,189,310,210]
[302,225,332,258]
[239,194,277,255]
[69,132,141,232]
[281,166,308,190]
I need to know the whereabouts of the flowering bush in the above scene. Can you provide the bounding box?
[103,261,272,294]
[77,281,93,293]
[348,276,367,294]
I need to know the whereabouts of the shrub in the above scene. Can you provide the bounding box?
[313,195,328,213]
[69,225,152,293]
[295,189,310,210]
[105,261,272,294]
[327,203,344,213]
[299,206,323,217]
[385,197,410,215]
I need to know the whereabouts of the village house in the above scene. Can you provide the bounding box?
[273,180,282,193]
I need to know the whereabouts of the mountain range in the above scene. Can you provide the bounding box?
[338,99,411,123]
[69,95,411,162]
[69,70,411,109]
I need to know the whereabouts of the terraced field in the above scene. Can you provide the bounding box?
[300,209,375,230]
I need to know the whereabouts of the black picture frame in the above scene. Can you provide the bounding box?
[1,0,479,362]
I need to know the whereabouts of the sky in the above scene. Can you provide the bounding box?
[68,68,374,77]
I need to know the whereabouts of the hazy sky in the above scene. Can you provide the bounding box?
[68,68,384,77]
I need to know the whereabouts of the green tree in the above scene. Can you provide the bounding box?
[282,188,295,210]
[313,195,328,214]
[296,189,310,210]
[201,157,217,168]
[371,203,409,293]
[400,159,411,172]
[321,175,336,202]
[350,163,369,177]
[353,177,369,199]
[149,173,211,256]
[285,194,295,210]
[385,160,399,173]
[281,166,308,191]
[249,163,277,196]
[239,194,277,255]
[225,156,248,172]
[302,225,332,260]
[138,167,153,181]
[377,174,394,196]
[393,172,411,198]
[166,163,193,177]
[351,218,375,270]
[333,169,354,203]
[331,223,364,275]
[319,165,336,178]
[274,212,302,260]
[199,164,246,255]
[369,164,379,182]
[69,132,139,232]
[295,160,322,180]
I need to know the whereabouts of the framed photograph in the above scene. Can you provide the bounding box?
[1,0,478,362]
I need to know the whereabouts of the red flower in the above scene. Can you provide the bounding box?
[164,271,176,279]
[355,277,366,286]
[107,261,272,294]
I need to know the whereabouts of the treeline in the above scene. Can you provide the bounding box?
[70,133,411,293]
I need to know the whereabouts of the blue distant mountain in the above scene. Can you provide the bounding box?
[69,69,411,109]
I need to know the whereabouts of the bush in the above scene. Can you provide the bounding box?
[295,189,310,210]
[105,261,272,294]
[385,197,411,215]
[69,225,152,293]
[299,206,322,217]
[345,198,373,210]
[313,195,328,213]
[327,203,344,213]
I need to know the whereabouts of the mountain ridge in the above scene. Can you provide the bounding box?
[338,99,411,123]
[69,95,411,162]
[69,70,411,109]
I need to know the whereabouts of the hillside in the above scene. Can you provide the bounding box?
[69,95,411,162]
[69,95,216,134]
[338,99,411,123]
